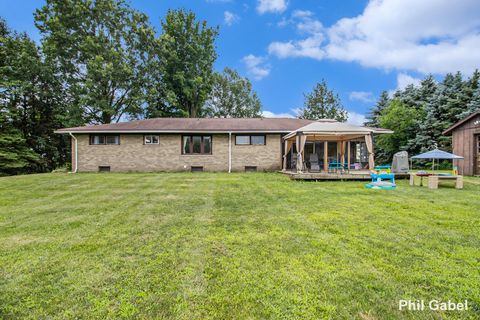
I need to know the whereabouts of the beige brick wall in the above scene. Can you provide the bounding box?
[74,133,282,172]
[231,134,282,171]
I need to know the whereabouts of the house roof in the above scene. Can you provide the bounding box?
[283,119,393,139]
[55,117,316,134]
[443,111,480,134]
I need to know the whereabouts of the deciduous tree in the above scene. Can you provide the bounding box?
[151,9,218,118]
[204,68,262,118]
[35,0,156,124]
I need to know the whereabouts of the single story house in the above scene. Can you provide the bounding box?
[443,111,480,176]
[55,118,391,173]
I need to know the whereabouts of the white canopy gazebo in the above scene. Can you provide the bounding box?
[282,119,393,173]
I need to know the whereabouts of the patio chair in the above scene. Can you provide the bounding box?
[291,152,297,170]
[309,154,320,172]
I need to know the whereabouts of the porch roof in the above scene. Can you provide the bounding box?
[283,119,393,140]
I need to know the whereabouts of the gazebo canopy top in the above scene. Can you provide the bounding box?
[283,119,393,140]
[411,149,464,160]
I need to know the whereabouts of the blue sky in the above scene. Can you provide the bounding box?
[1,0,479,124]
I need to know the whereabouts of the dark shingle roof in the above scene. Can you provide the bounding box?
[55,118,315,133]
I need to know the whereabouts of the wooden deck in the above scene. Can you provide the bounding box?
[282,170,410,181]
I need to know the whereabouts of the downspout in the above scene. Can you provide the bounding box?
[69,132,78,173]
[228,132,232,173]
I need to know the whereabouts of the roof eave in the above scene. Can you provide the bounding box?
[443,111,480,135]
[55,129,294,134]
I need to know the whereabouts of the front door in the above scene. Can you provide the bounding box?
[476,135,480,175]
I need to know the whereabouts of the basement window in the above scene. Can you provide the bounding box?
[191,166,204,172]
[245,166,257,172]
[98,166,111,172]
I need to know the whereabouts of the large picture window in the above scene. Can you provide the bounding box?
[183,135,212,154]
[90,135,120,145]
[235,135,266,145]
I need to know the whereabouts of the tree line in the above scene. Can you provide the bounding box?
[366,71,480,163]
[1,0,265,175]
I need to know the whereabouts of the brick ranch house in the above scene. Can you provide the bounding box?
[55,118,390,173]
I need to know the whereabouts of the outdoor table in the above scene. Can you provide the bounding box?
[409,172,431,186]
[328,162,348,173]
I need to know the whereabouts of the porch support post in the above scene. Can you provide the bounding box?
[282,139,288,171]
[340,140,346,165]
[365,133,375,170]
[323,141,328,172]
[347,141,351,171]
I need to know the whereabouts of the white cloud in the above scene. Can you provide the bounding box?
[396,73,422,90]
[257,0,288,14]
[387,73,423,96]
[268,0,480,75]
[268,10,325,60]
[262,110,295,118]
[224,11,239,26]
[347,111,367,125]
[242,54,271,80]
[349,91,375,103]
[292,10,313,18]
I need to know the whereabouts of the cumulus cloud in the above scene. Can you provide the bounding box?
[347,111,367,125]
[269,0,480,75]
[224,11,239,26]
[242,54,271,80]
[268,11,325,59]
[349,91,376,103]
[257,0,288,14]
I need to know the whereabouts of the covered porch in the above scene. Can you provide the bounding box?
[281,120,393,178]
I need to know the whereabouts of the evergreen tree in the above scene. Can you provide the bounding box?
[461,69,480,118]
[422,72,465,151]
[204,68,262,118]
[298,80,348,121]
[1,18,68,173]
[408,75,437,154]
[364,91,389,127]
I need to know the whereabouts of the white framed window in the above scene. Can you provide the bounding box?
[235,135,266,145]
[144,135,159,145]
[235,135,250,145]
[251,135,265,145]
[90,135,120,145]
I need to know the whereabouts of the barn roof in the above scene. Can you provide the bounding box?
[443,111,480,134]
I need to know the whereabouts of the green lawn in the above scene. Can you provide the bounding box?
[1,173,479,319]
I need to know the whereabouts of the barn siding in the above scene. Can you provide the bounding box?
[451,115,480,176]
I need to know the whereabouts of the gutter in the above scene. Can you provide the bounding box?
[68,132,78,173]
[54,130,293,134]
[228,132,232,173]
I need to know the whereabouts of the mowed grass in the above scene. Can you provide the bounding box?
[0,173,479,319]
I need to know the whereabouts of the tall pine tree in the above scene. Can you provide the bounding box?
[364,91,389,127]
